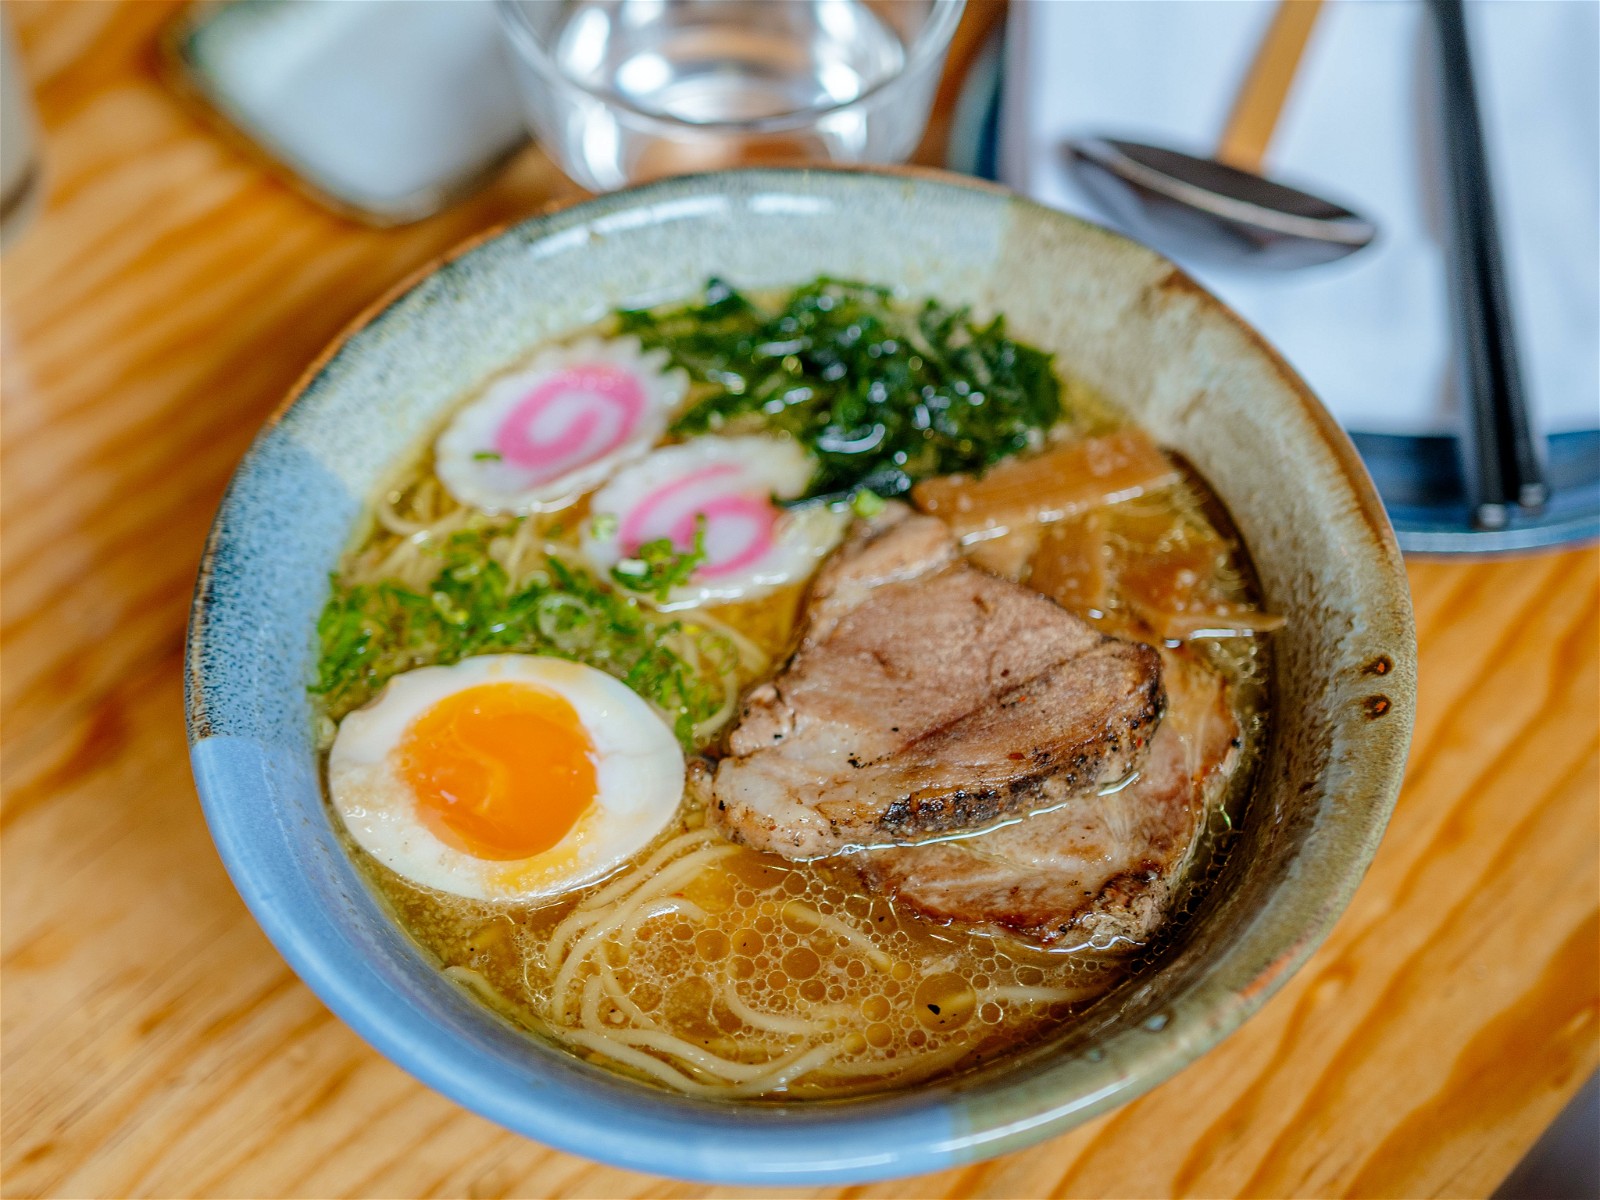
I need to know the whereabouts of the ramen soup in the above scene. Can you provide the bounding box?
[314,279,1279,1099]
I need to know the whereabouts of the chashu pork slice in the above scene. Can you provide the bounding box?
[705,506,1165,859]
[857,648,1240,947]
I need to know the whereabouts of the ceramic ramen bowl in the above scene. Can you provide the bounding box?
[186,167,1415,1184]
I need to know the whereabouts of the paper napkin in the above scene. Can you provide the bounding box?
[1001,0,1599,435]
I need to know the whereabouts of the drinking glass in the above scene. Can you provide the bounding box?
[497,0,965,191]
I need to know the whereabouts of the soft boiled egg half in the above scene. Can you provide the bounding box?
[435,336,687,515]
[328,655,684,903]
[580,435,849,609]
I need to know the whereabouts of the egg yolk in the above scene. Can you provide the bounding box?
[398,682,597,861]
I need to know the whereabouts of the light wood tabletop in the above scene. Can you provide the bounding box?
[2,3,1595,1197]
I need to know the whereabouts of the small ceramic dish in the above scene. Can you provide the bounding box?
[187,167,1415,1184]
[161,0,528,226]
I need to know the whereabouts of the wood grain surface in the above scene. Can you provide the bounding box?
[2,3,1595,1197]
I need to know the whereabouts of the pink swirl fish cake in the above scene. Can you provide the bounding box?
[581,436,849,609]
[436,337,687,514]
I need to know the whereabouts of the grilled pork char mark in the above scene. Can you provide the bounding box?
[858,648,1239,947]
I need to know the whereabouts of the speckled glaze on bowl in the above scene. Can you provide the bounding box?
[186,168,1415,1185]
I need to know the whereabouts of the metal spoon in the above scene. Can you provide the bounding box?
[1066,0,1377,269]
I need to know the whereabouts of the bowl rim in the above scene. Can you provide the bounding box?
[186,165,1416,1184]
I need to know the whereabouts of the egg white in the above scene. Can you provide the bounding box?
[580,436,848,609]
[328,655,684,903]
[435,336,687,515]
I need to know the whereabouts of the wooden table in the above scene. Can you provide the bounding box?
[3,3,1595,1196]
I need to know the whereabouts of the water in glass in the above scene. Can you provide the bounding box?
[501,0,957,190]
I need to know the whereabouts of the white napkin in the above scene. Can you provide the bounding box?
[1000,0,1599,435]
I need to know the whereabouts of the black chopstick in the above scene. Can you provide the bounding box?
[1427,0,1549,529]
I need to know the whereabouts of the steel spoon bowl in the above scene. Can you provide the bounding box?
[1067,137,1378,270]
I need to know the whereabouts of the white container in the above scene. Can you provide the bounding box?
[1,13,42,247]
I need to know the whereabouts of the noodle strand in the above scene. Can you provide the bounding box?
[720,979,813,1036]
